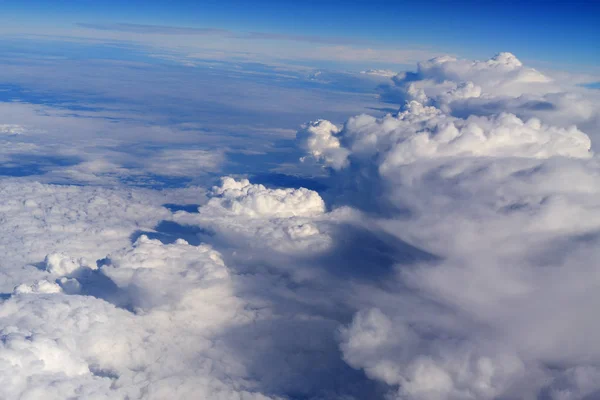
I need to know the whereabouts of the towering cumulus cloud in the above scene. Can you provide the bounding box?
[298,54,600,399]
[380,53,600,139]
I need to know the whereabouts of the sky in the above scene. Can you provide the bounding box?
[1,0,600,69]
[1,1,600,400]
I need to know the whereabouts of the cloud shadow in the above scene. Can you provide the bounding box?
[130,220,213,246]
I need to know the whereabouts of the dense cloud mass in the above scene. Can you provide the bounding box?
[297,54,600,399]
[1,235,278,400]
[2,53,600,399]
[380,53,600,141]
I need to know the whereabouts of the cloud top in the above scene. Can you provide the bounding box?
[298,100,591,175]
[205,177,326,218]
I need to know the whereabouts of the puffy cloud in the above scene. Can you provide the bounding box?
[0,180,171,291]
[388,52,551,103]
[0,176,379,399]
[13,279,62,295]
[379,53,548,110]
[339,308,534,400]
[294,57,600,398]
[99,235,236,312]
[0,235,278,400]
[44,253,94,276]
[172,177,340,265]
[351,102,590,172]
[380,53,600,141]
[205,177,326,218]
[296,100,592,217]
[296,120,350,169]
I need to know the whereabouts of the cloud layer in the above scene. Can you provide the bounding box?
[1,52,600,400]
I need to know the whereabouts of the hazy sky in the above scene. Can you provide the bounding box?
[2,0,599,70]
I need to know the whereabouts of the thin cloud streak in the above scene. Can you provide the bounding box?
[77,22,359,45]
[76,22,230,36]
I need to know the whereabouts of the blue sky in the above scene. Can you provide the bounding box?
[2,0,599,70]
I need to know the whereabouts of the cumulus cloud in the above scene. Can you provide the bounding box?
[172,177,339,262]
[295,57,600,398]
[380,53,600,141]
[349,101,591,169]
[13,279,62,295]
[0,234,279,400]
[44,253,94,276]
[205,177,326,218]
[0,177,377,399]
[0,180,171,291]
[296,120,350,170]
[100,235,235,311]
[386,52,551,102]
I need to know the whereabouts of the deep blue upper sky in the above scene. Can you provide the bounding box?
[2,0,599,69]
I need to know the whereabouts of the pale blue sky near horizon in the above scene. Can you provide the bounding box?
[1,0,599,73]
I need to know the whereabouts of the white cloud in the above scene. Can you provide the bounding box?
[13,279,62,294]
[298,100,591,180]
[361,69,398,78]
[296,120,350,170]
[0,234,278,400]
[303,46,444,65]
[206,177,326,218]
[393,52,552,101]
[1,24,445,69]
[44,253,95,276]
[2,50,600,400]
[0,180,171,291]
[297,57,600,398]
[0,176,373,398]
[380,53,600,142]
[172,177,340,263]
[0,124,26,135]
[100,235,236,312]
[142,149,225,177]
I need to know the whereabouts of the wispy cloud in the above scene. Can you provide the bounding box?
[2,22,446,69]
[77,22,356,45]
[242,31,358,45]
[76,23,229,36]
